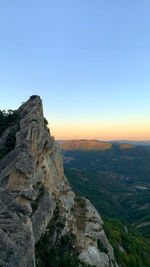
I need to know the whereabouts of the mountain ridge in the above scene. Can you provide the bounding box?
[0,96,117,267]
[59,139,135,151]
[57,139,150,147]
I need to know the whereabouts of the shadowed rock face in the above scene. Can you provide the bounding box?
[0,96,116,267]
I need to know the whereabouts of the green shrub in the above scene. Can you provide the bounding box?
[0,110,20,137]
[97,240,108,253]
[5,128,18,152]
[44,117,50,133]
[56,222,65,229]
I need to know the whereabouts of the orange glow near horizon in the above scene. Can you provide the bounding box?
[49,121,150,141]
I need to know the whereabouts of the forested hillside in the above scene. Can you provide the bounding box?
[59,141,150,266]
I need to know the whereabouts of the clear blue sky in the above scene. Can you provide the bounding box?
[0,0,150,140]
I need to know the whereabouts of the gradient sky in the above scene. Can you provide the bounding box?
[0,0,150,140]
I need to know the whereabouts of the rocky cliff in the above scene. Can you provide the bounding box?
[0,96,118,267]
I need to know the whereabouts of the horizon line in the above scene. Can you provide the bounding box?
[55,138,150,142]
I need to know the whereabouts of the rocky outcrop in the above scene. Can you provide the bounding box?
[0,96,117,267]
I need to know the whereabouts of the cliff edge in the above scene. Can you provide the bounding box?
[0,96,117,267]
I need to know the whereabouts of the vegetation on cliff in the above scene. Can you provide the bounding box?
[0,109,20,137]
[35,207,89,267]
[0,109,20,159]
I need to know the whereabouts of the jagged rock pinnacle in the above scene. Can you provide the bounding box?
[0,97,116,267]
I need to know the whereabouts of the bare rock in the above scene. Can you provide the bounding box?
[31,189,56,244]
[0,95,116,267]
[79,246,110,267]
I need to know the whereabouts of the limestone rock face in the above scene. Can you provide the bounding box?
[0,96,116,267]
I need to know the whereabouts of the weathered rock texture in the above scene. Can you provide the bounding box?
[0,96,117,267]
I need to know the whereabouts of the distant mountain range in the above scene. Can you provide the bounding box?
[57,139,150,147]
[58,139,135,151]
[109,140,150,146]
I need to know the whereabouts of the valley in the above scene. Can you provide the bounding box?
[59,141,150,234]
[58,140,150,266]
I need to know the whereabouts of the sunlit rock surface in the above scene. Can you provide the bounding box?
[0,96,117,267]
